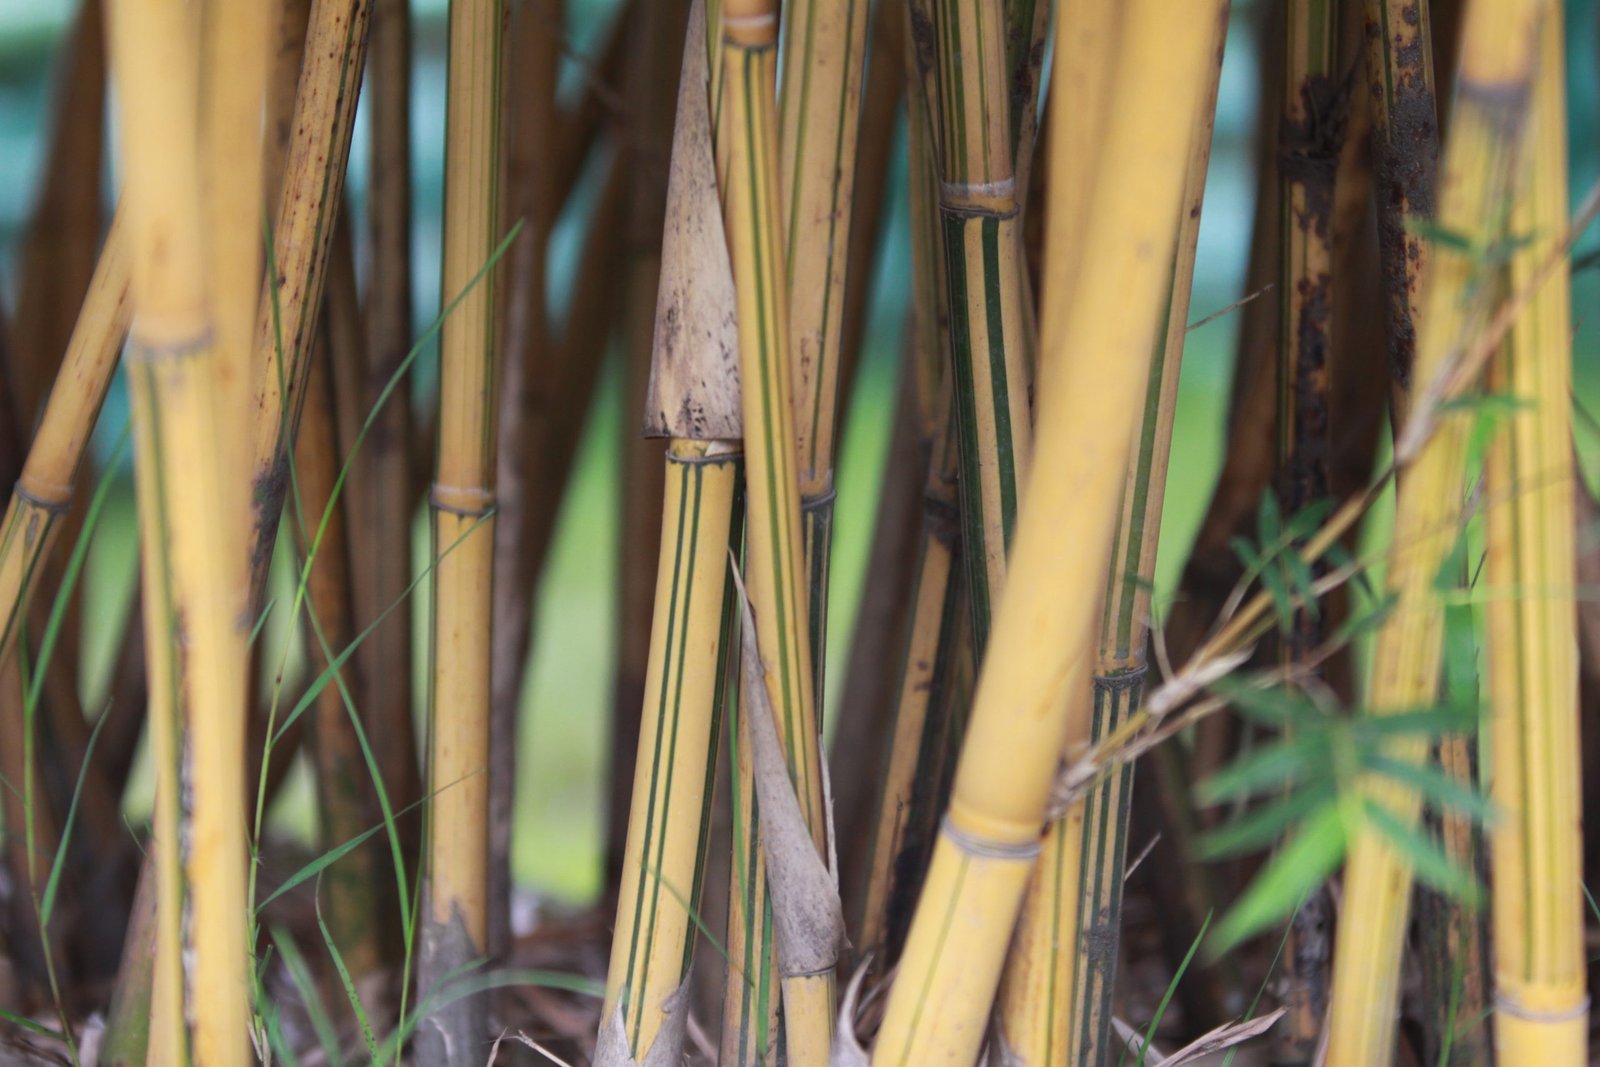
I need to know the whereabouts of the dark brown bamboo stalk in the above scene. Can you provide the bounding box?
[487,0,563,957]
[291,314,386,985]
[349,0,422,903]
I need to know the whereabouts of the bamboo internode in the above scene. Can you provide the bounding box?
[1325,1,1549,1062]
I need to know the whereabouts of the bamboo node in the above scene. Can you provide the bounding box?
[429,483,496,517]
[127,329,214,364]
[938,179,1018,218]
[13,482,72,515]
[723,13,777,48]
[1092,664,1148,694]
[940,817,1041,861]
[1493,992,1590,1022]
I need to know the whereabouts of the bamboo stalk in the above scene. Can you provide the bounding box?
[265,0,315,203]
[11,0,107,425]
[1271,4,1341,1062]
[1484,7,1586,1059]
[291,317,385,983]
[487,0,563,957]
[778,0,870,705]
[927,0,1032,656]
[716,2,832,1061]
[0,218,129,681]
[417,0,505,1061]
[1362,0,1440,430]
[354,0,422,898]
[248,0,372,612]
[489,151,626,950]
[601,440,743,1062]
[1323,2,1546,1062]
[107,0,259,1057]
[612,0,690,892]
[997,19,1228,1061]
[870,2,1225,1061]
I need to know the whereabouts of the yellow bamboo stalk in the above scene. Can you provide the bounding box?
[106,0,256,1059]
[11,0,107,424]
[997,23,1228,1061]
[418,0,504,1061]
[0,217,129,664]
[1039,0,1121,323]
[605,8,748,1057]
[778,0,870,701]
[602,441,742,1061]
[928,0,1032,655]
[1485,7,1585,1060]
[1323,2,1547,1062]
[870,2,1225,1062]
[717,2,832,1062]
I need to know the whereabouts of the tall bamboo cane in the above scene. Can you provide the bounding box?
[247,0,371,610]
[418,0,505,1061]
[1484,7,1586,1060]
[716,2,832,1062]
[1362,0,1440,429]
[855,28,962,961]
[1272,4,1341,1062]
[356,0,423,890]
[1324,2,1546,1062]
[869,2,1225,1062]
[107,0,259,1058]
[778,0,870,704]
[996,21,1228,1062]
[602,6,747,1060]
[0,218,129,678]
[612,0,689,891]
[927,0,1032,657]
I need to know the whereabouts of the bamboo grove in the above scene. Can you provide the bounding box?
[0,0,1596,1064]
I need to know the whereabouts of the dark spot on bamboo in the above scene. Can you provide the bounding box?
[1277,73,1351,242]
[1365,4,1439,394]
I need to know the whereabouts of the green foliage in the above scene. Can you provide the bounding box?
[1197,676,1489,955]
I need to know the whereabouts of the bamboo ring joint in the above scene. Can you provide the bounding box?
[940,816,1041,861]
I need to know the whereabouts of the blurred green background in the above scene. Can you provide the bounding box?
[1,0,1596,906]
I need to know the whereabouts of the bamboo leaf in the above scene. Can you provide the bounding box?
[1361,798,1482,905]
[1196,738,1322,805]
[1194,783,1336,860]
[1365,755,1496,823]
[1209,805,1347,955]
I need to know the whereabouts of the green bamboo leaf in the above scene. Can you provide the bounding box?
[1361,798,1482,905]
[1194,783,1336,860]
[1365,754,1496,823]
[1351,706,1478,738]
[1259,561,1296,635]
[1209,805,1347,956]
[1284,497,1334,541]
[1257,491,1282,545]
[1197,738,1322,805]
